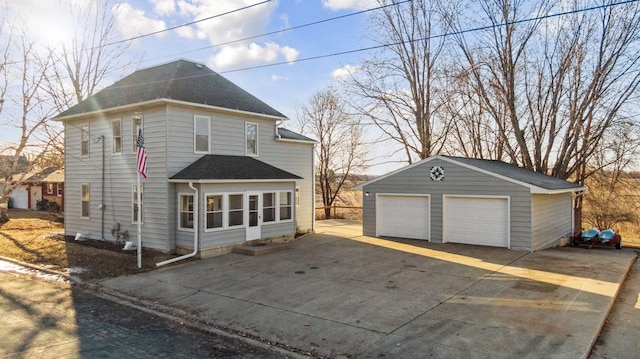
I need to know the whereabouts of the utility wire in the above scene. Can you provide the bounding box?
[101,0,273,47]
[220,0,640,73]
[146,0,411,63]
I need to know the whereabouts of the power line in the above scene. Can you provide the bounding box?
[105,0,273,47]
[144,0,412,63]
[220,0,640,74]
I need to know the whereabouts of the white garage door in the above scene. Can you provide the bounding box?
[11,186,29,209]
[444,196,509,248]
[377,195,429,240]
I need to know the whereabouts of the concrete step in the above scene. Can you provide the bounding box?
[232,242,291,256]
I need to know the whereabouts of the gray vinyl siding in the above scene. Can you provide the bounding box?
[531,193,573,251]
[64,102,313,253]
[362,158,533,251]
[174,182,296,250]
[64,109,172,251]
[165,105,314,233]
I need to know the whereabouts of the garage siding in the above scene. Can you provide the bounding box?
[531,193,573,251]
[362,158,532,250]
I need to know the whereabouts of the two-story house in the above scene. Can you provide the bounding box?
[55,59,315,257]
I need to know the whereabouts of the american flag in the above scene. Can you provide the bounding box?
[136,129,148,178]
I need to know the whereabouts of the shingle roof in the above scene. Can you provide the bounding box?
[445,156,583,191]
[277,128,316,142]
[56,59,287,119]
[169,155,302,181]
[353,155,585,194]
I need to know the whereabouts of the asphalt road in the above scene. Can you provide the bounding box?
[0,261,291,359]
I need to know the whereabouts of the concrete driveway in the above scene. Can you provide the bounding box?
[99,220,636,358]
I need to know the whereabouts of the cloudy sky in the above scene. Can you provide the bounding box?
[3,0,377,125]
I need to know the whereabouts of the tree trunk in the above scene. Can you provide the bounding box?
[324,206,332,220]
[0,205,9,224]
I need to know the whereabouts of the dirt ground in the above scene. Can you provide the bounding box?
[0,209,190,281]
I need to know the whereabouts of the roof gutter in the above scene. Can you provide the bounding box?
[156,182,199,267]
[54,98,288,122]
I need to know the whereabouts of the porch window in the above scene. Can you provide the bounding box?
[81,184,90,218]
[280,191,292,220]
[229,194,244,226]
[179,194,194,230]
[112,118,122,154]
[46,183,54,195]
[132,115,143,153]
[81,125,90,157]
[246,122,258,156]
[206,194,223,229]
[194,115,210,153]
[263,192,276,223]
[133,185,143,224]
[57,183,63,197]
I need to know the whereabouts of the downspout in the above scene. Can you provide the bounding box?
[156,181,199,267]
[275,120,282,140]
[101,135,105,240]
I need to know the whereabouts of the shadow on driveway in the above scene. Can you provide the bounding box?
[98,219,636,358]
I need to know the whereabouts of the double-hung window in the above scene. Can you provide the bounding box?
[263,192,276,223]
[81,184,90,218]
[81,125,90,157]
[245,122,258,156]
[132,115,143,153]
[194,115,210,153]
[228,194,243,226]
[205,194,223,229]
[133,185,143,224]
[179,194,194,230]
[280,192,292,220]
[46,184,54,195]
[57,183,63,197]
[112,119,122,154]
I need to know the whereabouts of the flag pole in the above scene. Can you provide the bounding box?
[136,125,142,269]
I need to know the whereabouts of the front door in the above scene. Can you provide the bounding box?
[30,185,42,210]
[246,192,261,240]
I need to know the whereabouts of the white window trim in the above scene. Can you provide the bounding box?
[80,124,90,157]
[57,183,63,197]
[178,192,195,232]
[132,115,144,154]
[46,183,54,195]
[204,192,224,232]
[112,118,122,155]
[227,192,245,229]
[278,190,294,222]
[295,187,300,207]
[194,115,211,154]
[245,122,259,157]
[132,184,143,224]
[259,190,294,225]
[81,183,90,219]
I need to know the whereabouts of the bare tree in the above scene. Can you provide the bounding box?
[0,0,134,223]
[0,30,57,222]
[44,0,134,112]
[446,0,640,228]
[298,89,368,219]
[347,0,449,164]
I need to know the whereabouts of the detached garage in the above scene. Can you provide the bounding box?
[354,156,586,252]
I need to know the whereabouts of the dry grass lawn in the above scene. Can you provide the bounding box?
[0,210,188,280]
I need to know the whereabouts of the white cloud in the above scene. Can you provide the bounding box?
[272,75,289,82]
[322,0,379,11]
[151,0,176,16]
[332,64,359,80]
[114,3,167,39]
[169,1,300,69]
[209,42,300,70]
[176,25,196,39]
[280,46,299,63]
